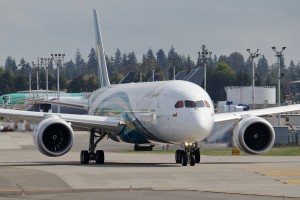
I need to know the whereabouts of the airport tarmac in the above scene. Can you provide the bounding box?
[0,132,300,199]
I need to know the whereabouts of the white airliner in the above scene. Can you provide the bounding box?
[1,10,300,166]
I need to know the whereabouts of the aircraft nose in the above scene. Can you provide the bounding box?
[185,111,213,140]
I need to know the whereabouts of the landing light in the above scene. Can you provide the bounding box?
[184,142,193,147]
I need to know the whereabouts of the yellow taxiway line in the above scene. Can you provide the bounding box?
[281,180,300,184]
[259,172,300,176]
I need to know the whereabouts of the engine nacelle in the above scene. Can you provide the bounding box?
[33,115,74,157]
[233,116,275,155]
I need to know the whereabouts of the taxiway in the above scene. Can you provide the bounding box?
[0,132,300,199]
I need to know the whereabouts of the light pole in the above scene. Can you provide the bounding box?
[247,49,259,110]
[172,56,177,80]
[28,64,32,100]
[272,46,286,126]
[51,53,65,113]
[198,45,212,91]
[40,58,52,101]
[32,58,40,100]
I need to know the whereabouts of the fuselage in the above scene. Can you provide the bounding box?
[88,80,215,144]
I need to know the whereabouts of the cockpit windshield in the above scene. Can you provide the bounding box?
[185,100,196,108]
[195,101,205,108]
[174,100,210,109]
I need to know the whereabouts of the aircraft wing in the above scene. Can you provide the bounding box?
[11,98,89,110]
[213,104,300,123]
[29,99,89,110]
[0,108,125,131]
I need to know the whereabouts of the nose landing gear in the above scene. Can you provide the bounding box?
[175,142,200,166]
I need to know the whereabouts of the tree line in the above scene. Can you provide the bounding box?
[1,46,300,102]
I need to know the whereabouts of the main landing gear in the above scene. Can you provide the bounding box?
[80,129,107,164]
[175,142,200,166]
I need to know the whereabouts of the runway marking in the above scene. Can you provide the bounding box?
[259,172,300,176]
[240,166,300,185]
[240,166,300,171]
[281,180,300,184]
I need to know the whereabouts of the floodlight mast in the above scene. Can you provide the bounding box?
[199,45,212,91]
[32,59,40,100]
[247,49,260,110]
[51,53,65,113]
[272,46,286,126]
[40,58,52,101]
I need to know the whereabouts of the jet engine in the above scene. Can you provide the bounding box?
[33,115,74,157]
[233,116,275,155]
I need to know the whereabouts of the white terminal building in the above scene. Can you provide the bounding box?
[225,86,276,109]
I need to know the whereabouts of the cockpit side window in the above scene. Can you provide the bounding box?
[204,100,211,108]
[185,100,196,108]
[175,100,184,108]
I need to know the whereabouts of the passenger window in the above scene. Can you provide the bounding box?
[185,100,196,108]
[204,100,210,108]
[196,101,205,108]
[175,100,184,108]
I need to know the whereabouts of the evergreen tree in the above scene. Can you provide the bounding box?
[46,59,55,78]
[106,55,115,77]
[15,74,27,92]
[212,55,218,67]
[67,76,83,92]
[167,46,180,80]
[4,56,17,72]
[122,53,127,68]
[296,62,300,81]
[256,55,269,85]
[74,49,85,77]
[156,49,169,79]
[126,52,138,75]
[142,52,159,81]
[87,48,98,74]
[127,52,137,65]
[218,55,228,64]
[288,60,297,80]
[64,60,75,80]
[227,52,245,73]
[186,55,194,73]
[114,48,122,69]
[0,69,15,94]
[19,58,27,74]
[146,49,156,60]
[86,74,98,91]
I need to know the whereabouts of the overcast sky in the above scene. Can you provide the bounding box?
[1,0,299,67]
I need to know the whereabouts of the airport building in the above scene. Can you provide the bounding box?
[225,86,276,108]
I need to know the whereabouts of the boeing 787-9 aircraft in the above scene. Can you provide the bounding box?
[1,9,300,166]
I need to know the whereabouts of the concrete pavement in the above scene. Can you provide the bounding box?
[0,132,300,199]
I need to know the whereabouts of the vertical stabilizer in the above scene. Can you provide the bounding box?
[93,9,110,88]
